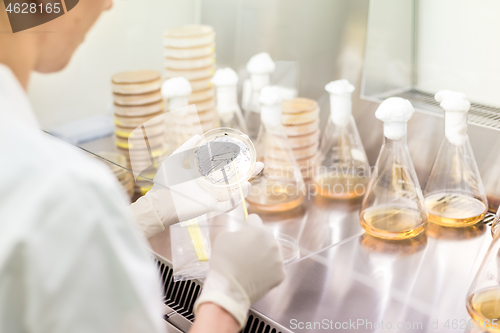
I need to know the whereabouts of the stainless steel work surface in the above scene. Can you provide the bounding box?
[149,195,494,333]
[252,218,492,333]
[149,195,365,265]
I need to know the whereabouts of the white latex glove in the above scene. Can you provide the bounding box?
[194,214,285,328]
[130,136,264,238]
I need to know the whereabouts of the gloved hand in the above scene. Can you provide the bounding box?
[130,135,264,239]
[194,214,286,328]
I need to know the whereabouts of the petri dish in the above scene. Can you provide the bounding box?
[164,25,215,48]
[281,98,318,114]
[275,233,300,265]
[113,90,162,106]
[189,77,213,91]
[192,97,215,113]
[112,70,162,94]
[114,100,163,117]
[113,111,165,128]
[115,123,164,139]
[269,142,318,160]
[164,55,215,70]
[191,128,256,196]
[283,119,319,136]
[286,130,320,148]
[115,133,166,150]
[117,144,168,161]
[165,65,215,81]
[281,108,320,125]
[164,43,215,59]
[188,87,215,104]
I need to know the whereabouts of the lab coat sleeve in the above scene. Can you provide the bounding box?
[26,172,167,333]
[130,188,178,239]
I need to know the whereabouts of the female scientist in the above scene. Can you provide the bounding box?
[0,1,285,332]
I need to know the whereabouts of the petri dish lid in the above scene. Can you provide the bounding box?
[188,87,215,104]
[164,25,215,48]
[115,123,164,139]
[275,233,300,265]
[113,111,165,128]
[282,108,320,125]
[113,90,162,106]
[281,98,318,114]
[286,130,320,148]
[191,128,256,189]
[115,133,166,150]
[283,119,319,136]
[164,43,215,60]
[164,55,215,70]
[112,70,162,95]
[114,100,164,117]
[164,25,214,38]
[165,65,215,81]
[112,70,161,84]
[189,77,213,92]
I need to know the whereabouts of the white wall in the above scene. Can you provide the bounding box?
[29,0,197,129]
[417,0,500,107]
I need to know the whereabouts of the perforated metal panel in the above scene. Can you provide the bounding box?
[393,89,500,131]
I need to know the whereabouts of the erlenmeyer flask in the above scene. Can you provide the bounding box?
[211,68,248,134]
[481,144,500,213]
[242,52,276,141]
[360,98,428,240]
[466,216,500,331]
[246,86,306,212]
[424,90,488,228]
[314,80,370,199]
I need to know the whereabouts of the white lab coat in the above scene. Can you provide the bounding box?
[0,64,166,333]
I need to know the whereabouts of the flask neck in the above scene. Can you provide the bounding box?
[169,96,189,112]
[445,111,468,146]
[251,74,271,91]
[216,86,238,115]
[260,104,282,127]
[329,93,352,126]
[383,122,407,142]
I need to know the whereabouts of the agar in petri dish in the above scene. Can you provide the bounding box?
[192,128,256,188]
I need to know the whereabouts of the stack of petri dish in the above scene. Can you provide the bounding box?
[96,152,135,201]
[281,98,320,179]
[111,70,167,196]
[164,25,218,133]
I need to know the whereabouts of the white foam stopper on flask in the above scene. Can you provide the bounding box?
[162,77,192,112]
[212,68,239,120]
[325,79,355,126]
[247,52,275,91]
[435,90,470,146]
[375,97,414,140]
[259,86,283,127]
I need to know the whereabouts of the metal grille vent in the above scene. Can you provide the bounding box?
[244,314,283,333]
[154,257,201,321]
[393,89,500,130]
[153,255,293,333]
[481,212,496,226]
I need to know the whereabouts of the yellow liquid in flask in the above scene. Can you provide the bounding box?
[425,193,487,227]
[467,287,500,332]
[246,177,304,212]
[360,205,427,240]
[314,174,368,199]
